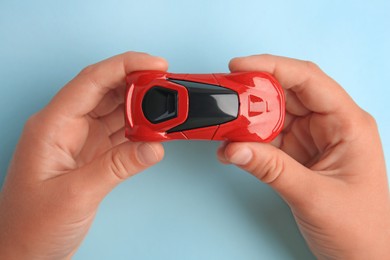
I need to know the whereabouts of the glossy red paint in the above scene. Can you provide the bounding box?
[125,71,285,142]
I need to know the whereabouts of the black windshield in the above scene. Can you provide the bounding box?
[167,79,238,132]
[142,87,178,124]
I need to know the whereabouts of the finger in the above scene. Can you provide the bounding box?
[281,131,315,166]
[222,142,320,205]
[216,142,229,164]
[99,105,124,136]
[270,133,283,148]
[110,128,127,146]
[47,52,168,118]
[268,112,296,149]
[287,116,317,155]
[284,89,310,116]
[283,112,296,130]
[229,54,356,115]
[65,142,164,203]
[89,85,125,118]
[279,116,318,165]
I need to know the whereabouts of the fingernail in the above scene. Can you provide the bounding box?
[137,143,160,165]
[228,147,253,165]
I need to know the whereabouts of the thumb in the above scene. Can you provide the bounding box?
[69,141,164,203]
[222,142,316,205]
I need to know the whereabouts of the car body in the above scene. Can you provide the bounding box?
[125,71,285,142]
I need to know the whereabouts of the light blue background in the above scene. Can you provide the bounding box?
[1,1,389,259]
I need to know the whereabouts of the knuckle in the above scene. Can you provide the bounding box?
[304,60,321,73]
[124,50,142,56]
[23,110,59,138]
[343,109,379,140]
[336,115,359,138]
[255,54,274,63]
[252,152,285,184]
[109,149,131,181]
[78,64,96,76]
[23,112,44,134]
[24,113,39,130]
[361,110,378,129]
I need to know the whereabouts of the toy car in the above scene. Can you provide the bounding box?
[125,71,285,142]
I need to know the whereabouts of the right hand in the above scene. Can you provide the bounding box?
[218,54,390,259]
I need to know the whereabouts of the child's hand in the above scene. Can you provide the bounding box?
[218,55,390,259]
[0,52,168,259]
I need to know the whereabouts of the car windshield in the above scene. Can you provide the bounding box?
[167,79,238,132]
[142,86,178,124]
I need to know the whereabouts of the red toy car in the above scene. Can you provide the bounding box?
[125,71,285,142]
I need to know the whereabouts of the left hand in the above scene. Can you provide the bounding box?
[0,52,168,259]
